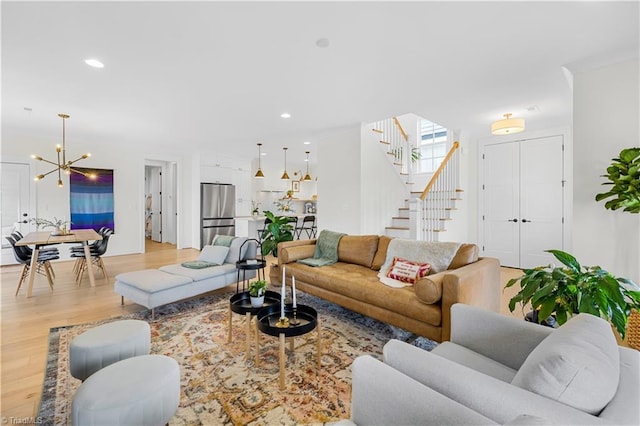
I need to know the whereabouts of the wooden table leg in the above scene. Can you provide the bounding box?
[317,318,322,380]
[255,320,260,366]
[227,304,233,343]
[279,333,286,390]
[83,241,96,287]
[25,246,40,298]
[245,312,251,360]
[289,336,294,352]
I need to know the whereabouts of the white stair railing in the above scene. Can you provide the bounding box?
[412,141,461,241]
[371,117,412,181]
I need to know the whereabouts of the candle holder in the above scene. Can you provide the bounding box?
[289,308,300,326]
[275,317,290,328]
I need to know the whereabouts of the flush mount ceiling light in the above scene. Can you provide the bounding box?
[31,113,95,187]
[280,113,291,119]
[84,58,104,68]
[315,38,330,48]
[281,147,290,180]
[491,113,525,135]
[303,151,312,181]
[254,143,265,178]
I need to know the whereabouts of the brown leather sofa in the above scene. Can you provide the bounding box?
[270,236,501,342]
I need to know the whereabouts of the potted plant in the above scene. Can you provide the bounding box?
[251,200,260,217]
[595,147,640,213]
[506,249,640,338]
[249,279,267,307]
[30,217,72,236]
[260,210,294,257]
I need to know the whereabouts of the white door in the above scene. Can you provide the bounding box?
[1,162,31,264]
[519,136,564,268]
[482,142,520,267]
[149,167,162,242]
[481,135,564,268]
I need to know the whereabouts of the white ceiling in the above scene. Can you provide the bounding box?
[2,1,639,162]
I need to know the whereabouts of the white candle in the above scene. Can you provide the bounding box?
[292,275,297,308]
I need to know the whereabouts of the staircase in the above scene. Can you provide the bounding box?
[370,117,462,241]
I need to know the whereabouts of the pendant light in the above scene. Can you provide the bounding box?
[491,113,525,135]
[303,151,312,181]
[281,147,290,180]
[31,113,94,187]
[254,143,265,178]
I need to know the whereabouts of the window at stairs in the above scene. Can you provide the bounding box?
[418,119,448,173]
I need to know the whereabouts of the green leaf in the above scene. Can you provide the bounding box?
[547,250,581,272]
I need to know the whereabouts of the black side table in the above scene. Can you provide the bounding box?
[235,238,266,293]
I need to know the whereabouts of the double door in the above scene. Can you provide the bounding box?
[481,135,564,269]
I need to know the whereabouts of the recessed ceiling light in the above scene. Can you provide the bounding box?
[84,58,104,68]
[316,38,330,48]
[280,113,291,118]
[303,141,311,145]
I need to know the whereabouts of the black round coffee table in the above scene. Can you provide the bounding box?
[228,290,280,359]
[256,303,321,389]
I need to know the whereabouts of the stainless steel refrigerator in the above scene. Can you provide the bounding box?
[200,183,236,248]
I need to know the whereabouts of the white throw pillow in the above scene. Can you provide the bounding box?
[225,237,249,264]
[511,313,620,415]
[198,245,230,265]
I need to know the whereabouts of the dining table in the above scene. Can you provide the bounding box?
[15,229,102,297]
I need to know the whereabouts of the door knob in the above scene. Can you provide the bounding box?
[508,218,518,222]
[521,219,531,223]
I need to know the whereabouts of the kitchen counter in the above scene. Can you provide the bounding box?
[235,214,315,239]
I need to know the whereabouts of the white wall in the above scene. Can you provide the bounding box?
[572,58,640,282]
[360,123,409,235]
[1,130,198,257]
[316,126,363,234]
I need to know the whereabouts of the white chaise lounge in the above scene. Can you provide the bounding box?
[115,237,257,318]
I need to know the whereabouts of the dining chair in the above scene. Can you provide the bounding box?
[286,216,299,239]
[5,235,59,295]
[71,229,113,285]
[257,218,272,243]
[296,215,317,239]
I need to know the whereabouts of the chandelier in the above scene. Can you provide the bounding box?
[32,113,94,187]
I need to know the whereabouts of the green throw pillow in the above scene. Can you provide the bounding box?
[212,235,235,247]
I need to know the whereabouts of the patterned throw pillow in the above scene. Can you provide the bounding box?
[386,257,430,285]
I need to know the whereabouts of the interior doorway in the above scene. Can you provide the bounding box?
[143,159,178,251]
[1,161,34,265]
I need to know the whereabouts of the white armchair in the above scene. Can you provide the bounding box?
[342,304,639,425]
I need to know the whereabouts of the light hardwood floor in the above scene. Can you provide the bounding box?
[0,242,523,419]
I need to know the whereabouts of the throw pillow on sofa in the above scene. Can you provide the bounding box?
[511,313,620,415]
[198,245,230,265]
[386,257,430,285]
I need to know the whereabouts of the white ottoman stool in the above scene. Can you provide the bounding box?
[72,354,181,426]
[70,319,151,381]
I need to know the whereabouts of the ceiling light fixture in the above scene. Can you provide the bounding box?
[491,113,525,135]
[84,58,104,68]
[303,151,312,181]
[31,114,94,187]
[315,38,330,48]
[254,143,265,178]
[281,147,290,180]
[280,113,291,119]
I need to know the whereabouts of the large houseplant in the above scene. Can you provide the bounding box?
[260,210,294,257]
[595,147,640,213]
[505,249,640,338]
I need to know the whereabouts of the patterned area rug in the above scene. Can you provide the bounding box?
[38,290,437,425]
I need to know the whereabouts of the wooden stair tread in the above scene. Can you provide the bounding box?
[385,226,409,230]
